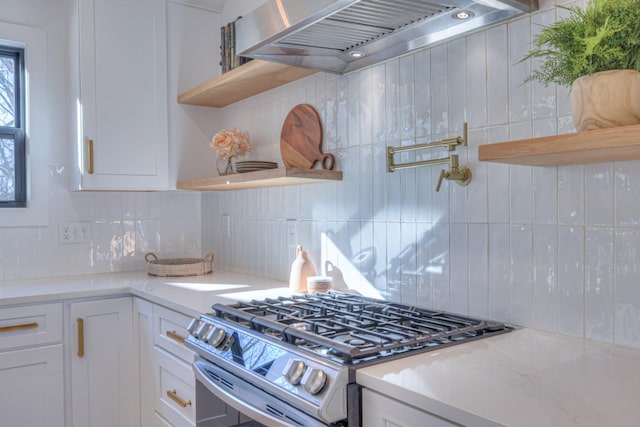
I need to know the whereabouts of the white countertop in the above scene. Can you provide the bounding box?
[357,327,640,427]
[0,270,290,317]
[3,272,640,426]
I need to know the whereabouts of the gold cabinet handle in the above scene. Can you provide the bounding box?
[0,322,38,333]
[166,330,186,344]
[88,139,94,174]
[77,318,85,358]
[166,389,191,408]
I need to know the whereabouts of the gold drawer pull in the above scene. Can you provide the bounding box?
[77,318,85,358]
[88,139,94,174]
[166,330,186,344]
[167,389,191,408]
[0,322,38,333]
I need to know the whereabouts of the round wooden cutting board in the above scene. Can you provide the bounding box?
[280,104,335,170]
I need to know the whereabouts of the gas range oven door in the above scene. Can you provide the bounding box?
[194,357,344,427]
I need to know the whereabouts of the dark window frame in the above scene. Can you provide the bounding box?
[0,45,26,208]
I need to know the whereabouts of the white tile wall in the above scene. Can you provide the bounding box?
[201,8,640,349]
[0,166,202,280]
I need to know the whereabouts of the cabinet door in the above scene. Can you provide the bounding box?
[135,298,155,427]
[0,344,64,427]
[70,297,135,427]
[74,0,168,190]
[362,389,459,427]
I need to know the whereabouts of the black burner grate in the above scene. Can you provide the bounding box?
[213,291,510,364]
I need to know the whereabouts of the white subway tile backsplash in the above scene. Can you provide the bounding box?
[531,9,557,120]
[416,222,434,309]
[468,224,489,318]
[533,225,558,331]
[465,32,487,129]
[400,222,418,305]
[399,55,415,141]
[585,163,614,226]
[585,227,614,343]
[414,50,431,138]
[510,225,533,326]
[385,221,402,301]
[557,226,585,338]
[615,161,640,226]
[489,224,510,322]
[400,166,417,223]
[347,73,361,147]
[487,126,511,224]
[558,165,585,225]
[614,228,640,348]
[432,221,451,310]
[385,58,400,141]
[450,223,469,314]
[533,167,558,225]
[336,76,348,149]
[447,38,467,133]
[507,17,532,123]
[415,138,434,223]
[430,45,449,134]
[486,25,509,126]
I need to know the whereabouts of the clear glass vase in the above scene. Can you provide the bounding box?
[217,158,234,176]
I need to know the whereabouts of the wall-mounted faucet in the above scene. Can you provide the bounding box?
[386,123,472,192]
[435,154,472,192]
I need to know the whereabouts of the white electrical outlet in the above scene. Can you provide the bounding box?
[222,214,231,239]
[58,222,90,244]
[286,219,297,248]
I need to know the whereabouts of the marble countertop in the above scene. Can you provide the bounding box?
[3,271,639,426]
[357,327,640,427]
[0,270,290,317]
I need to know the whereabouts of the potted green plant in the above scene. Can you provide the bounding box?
[523,0,640,131]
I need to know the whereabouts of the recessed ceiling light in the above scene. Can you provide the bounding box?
[349,50,365,58]
[453,10,474,19]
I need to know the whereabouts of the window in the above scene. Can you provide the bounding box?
[0,45,25,207]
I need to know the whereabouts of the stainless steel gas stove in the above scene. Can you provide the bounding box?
[185,291,512,427]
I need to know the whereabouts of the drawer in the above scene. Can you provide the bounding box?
[154,347,195,427]
[0,303,63,351]
[153,305,194,363]
[154,412,173,426]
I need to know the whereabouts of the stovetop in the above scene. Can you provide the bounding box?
[212,291,512,365]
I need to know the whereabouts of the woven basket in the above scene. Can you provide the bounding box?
[144,252,214,277]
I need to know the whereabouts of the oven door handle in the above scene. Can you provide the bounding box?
[193,361,296,427]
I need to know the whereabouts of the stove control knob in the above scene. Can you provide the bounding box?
[195,322,209,340]
[208,327,227,347]
[301,368,327,395]
[197,324,212,340]
[186,319,200,336]
[282,359,306,385]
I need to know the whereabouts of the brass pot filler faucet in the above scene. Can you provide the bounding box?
[386,123,472,192]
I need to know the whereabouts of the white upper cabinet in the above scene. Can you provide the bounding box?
[69,0,169,190]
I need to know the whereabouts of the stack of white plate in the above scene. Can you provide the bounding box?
[235,161,278,173]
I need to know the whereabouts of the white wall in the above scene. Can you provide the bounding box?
[201,0,640,349]
[0,0,202,280]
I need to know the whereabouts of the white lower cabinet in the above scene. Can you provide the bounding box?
[155,346,197,426]
[135,298,245,427]
[0,344,64,426]
[70,297,135,427]
[362,389,459,427]
[0,303,64,427]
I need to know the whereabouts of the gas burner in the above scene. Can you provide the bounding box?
[211,291,512,364]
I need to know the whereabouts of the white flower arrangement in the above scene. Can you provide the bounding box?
[209,128,251,160]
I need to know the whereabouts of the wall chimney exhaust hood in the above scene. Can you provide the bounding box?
[236,0,538,74]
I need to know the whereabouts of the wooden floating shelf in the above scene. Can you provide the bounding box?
[177,168,342,191]
[177,60,316,107]
[478,124,640,166]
